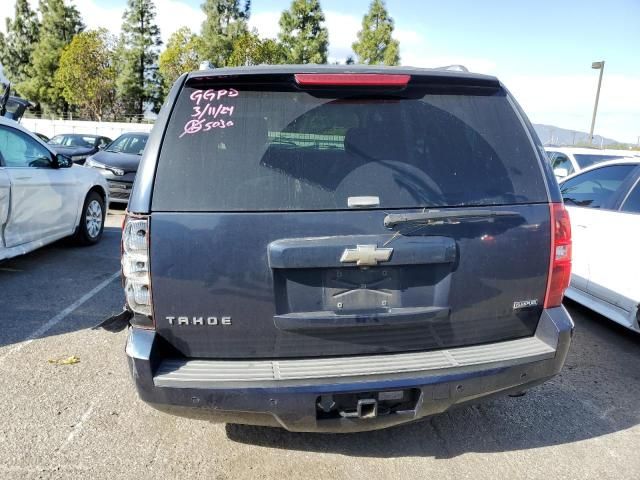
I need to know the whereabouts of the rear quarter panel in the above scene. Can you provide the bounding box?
[502,84,559,203]
[128,74,187,214]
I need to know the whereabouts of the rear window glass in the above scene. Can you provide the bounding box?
[152,81,547,211]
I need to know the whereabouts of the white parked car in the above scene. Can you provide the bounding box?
[545,147,634,179]
[0,116,109,261]
[559,159,640,333]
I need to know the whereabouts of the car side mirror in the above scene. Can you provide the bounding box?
[554,167,569,178]
[54,154,73,168]
[98,144,105,150]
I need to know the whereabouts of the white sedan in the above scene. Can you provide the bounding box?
[0,116,109,261]
[559,159,640,332]
[546,147,634,180]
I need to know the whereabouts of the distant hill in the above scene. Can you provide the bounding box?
[533,124,620,147]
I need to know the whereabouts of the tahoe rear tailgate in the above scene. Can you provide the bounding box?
[150,206,550,358]
[148,72,551,359]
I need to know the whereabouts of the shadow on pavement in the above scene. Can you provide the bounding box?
[226,301,640,458]
[109,203,127,212]
[0,221,124,348]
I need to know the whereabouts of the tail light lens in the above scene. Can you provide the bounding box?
[122,214,153,325]
[544,203,572,308]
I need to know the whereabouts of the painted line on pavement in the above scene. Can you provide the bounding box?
[0,271,120,363]
[60,403,95,451]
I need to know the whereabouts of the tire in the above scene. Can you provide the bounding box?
[73,191,105,246]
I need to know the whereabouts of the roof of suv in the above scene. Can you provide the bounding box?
[188,64,499,84]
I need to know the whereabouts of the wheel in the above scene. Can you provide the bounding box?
[73,191,105,246]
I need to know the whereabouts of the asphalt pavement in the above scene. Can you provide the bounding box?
[0,207,639,479]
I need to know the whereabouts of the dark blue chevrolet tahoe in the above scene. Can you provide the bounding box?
[122,65,573,433]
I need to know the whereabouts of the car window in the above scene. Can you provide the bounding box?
[72,136,95,147]
[3,97,30,121]
[560,165,635,208]
[573,154,625,169]
[549,152,574,175]
[49,135,92,147]
[0,126,52,168]
[105,135,128,152]
[153,83,548,211]
[621,181,640,213]
[106,135,148,155]
[127,135,148,154]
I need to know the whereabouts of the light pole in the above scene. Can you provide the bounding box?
[589,60,605,144]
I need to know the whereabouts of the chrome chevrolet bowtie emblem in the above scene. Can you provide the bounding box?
[340,244,393,267]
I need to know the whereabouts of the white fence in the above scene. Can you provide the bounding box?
[20,118,154,140]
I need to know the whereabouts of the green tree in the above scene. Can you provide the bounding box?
[0,0,40,91]
[352,0,399,66]
[228,30,287,66]
[200,0,250,67]
[118,0,162,118]
[159,27,203,94]
[18,0,84,115]
[54,29,117,121]
[278,0,328,64]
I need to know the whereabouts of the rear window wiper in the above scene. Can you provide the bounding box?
[384,209,520,228]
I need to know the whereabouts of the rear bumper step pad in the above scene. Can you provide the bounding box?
[154,335,555,387]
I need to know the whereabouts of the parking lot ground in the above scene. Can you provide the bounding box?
[1,208,639,480]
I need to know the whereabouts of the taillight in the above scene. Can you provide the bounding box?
[122,214,153,327]
[544,203,572,308]
[294,73,410,87]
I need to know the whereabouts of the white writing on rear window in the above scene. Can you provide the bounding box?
[180,88,239,138]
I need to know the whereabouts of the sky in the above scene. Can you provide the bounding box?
[2,0,639,143]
